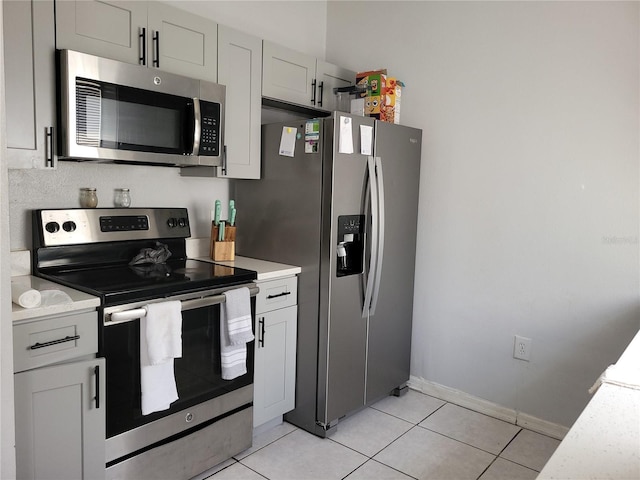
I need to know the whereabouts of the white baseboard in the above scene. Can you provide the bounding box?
[408,376,569,440]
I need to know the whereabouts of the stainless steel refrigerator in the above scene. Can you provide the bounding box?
[234,113,422,437]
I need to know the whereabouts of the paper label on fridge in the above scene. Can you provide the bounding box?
[360,125,373,155]
[338,116,354,154]
[305,120,320,153]
[279,127,297,157]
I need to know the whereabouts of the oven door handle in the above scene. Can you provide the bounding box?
[105,285,259,325]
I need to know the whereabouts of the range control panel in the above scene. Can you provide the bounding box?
[35,208,190,247]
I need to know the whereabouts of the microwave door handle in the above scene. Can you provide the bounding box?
[192,98,201,155]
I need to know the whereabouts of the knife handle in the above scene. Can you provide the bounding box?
[214,200,221,226]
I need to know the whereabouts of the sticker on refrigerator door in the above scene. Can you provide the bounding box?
[338,116,354,154]
[305,120,320,153]
[279,127,297,157]
[305,120,320,139]
[360,125,373,155]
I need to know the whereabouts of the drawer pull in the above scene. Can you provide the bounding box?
[28,335,80,350]
[266,291,291,300]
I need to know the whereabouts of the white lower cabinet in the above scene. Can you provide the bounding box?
[253,276,298,428]
[15,358,106,480]
[13,310,105,480]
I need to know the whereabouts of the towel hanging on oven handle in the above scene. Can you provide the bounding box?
[105,285,259,325]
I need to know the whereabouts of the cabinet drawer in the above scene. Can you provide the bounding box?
[256,276,297,314]
[13,310,98,373]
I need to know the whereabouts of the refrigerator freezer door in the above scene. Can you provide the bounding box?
[365,121,422,404]
[317,114,375,428]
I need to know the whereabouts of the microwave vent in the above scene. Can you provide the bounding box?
[76,79,101,147]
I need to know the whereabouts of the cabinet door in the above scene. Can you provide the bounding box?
[316,60,356,112]
[55,0,147,65]
[254,306,297,427]
[15,358,106,480]
[217,25,262,179]
[147,2,217,81]
[262,41,317,107]
[3,0,56,169]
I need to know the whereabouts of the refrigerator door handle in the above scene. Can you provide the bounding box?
[369,156,385,315]
[362,156,379,318]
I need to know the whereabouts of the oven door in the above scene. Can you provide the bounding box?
[102,284,257,465]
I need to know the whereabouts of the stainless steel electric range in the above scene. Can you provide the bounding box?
[31,208,258,480]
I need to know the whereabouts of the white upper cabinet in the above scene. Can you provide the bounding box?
[262,41,356,111]
[315,60,356,112]
[262,41,318,108]
[217,25,262,179]
[55,1,147,65]
[146,2,217,81]
[3,0,56,169]
[55,0,217,81]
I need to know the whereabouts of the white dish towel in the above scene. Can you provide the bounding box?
[11,282,41,308]
[220,287,254,380]
[140,300,182,415]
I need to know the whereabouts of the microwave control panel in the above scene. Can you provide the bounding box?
[199,101,220,156]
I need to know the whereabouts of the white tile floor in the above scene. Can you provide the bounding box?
[196,390,561,480]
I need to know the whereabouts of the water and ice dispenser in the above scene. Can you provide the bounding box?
[336,215,365,277]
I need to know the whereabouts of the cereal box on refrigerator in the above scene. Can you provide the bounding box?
[355,69,403,124]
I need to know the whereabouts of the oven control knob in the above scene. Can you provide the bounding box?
[45,221,60,233]
[62,221,77,232]
[185,412,194,423]
[167,218,177,228]
[178,217,187,228]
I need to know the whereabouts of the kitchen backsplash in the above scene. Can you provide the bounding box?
[8,162,230,251]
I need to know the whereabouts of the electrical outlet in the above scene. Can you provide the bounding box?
[513,335,532,361]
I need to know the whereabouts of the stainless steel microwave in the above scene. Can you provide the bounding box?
[57,49,225,167]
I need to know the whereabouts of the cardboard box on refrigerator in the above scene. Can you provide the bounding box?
[355,69,402,124]
[356,69,386,119]
[380,78,403,124]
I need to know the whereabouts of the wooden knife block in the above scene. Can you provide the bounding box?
[210,224,236,261]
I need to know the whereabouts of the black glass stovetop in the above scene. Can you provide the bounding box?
[37,258,257,306]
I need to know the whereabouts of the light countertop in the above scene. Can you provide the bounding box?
[193,256,301,281]
[11,276,101,323]
[537,328,640,479]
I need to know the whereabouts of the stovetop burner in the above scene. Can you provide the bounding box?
[31,208,257,306]
[37,258,256,305]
